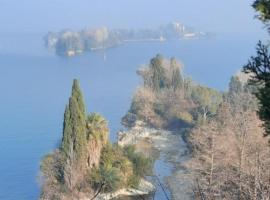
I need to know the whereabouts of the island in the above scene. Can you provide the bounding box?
[44,22,210,56]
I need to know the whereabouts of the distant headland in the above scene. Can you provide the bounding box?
[44,22,211,56]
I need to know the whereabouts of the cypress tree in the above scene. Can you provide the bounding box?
[62,105,72,158]
[61,79,87,165]
[71,79,86,116]
[150,54,166,91]
[170,57,183,91]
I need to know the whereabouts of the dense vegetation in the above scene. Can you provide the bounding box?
[188,76,270,199]
[40,79,151,200]
[122,54,222,129]
[45,22,206,56]
[187,1,270,199]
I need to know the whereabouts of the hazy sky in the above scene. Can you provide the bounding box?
[0,0,267,37]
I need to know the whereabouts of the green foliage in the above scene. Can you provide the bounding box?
[61,79,87,163]
[86,113,108,143]
[71,79,86,116]
[147,55,183,92]
[124,145,152,177]
[40,151,64,184]
[176,111,193,124]
[170,57,183,91]
[124,55,224,128]
[243,42,270,135]
[61,105,72,159]
[253,0,270,23]
[100,143,133,174]
[41,79,153,197]
[70,98,86,161]
[89,143,150,191]
[127,174,141,188]
[150,54,167,91]
[89,165,122,192]
[191,85,222,121]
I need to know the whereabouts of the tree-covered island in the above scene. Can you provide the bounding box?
[45,22,209,56]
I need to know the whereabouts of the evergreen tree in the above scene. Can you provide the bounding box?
[61,79,87,164]
[241,1,270,136]
[62,105,72,158]
[170,57,183,91]
[253,0,270,25]
[243,42,270,135]
[150,54,166,91]
[71,79,86,116]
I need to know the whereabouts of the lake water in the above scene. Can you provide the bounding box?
[0,33,261,200]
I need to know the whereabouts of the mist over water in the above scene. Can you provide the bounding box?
[0,0,267,37]
[0,0,268,199]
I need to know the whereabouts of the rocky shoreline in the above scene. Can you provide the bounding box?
[82,179,154,200]
[118,122,193,200]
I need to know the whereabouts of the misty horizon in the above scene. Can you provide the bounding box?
[0,0,267,38]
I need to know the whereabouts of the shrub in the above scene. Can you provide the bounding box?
[176,111,193,124]
[124,145,152,177]
[89,165,122,192]
[127,174,140,188]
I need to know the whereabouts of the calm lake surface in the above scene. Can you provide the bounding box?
[0,33,261,200]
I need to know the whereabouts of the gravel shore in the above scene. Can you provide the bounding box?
[118,124,193,200]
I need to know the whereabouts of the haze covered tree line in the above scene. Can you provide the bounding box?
[45,22,206,56]
[39,80,151,200]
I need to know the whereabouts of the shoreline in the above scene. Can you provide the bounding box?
[53,36,207,57]
[118,123,193,200]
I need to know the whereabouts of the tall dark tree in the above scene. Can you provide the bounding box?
[243,42,270,135]
[241,1,270,136]
[170,57,183,91]
[150,54,166,91]
[71,79,86,116]
[61,79,87,163]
